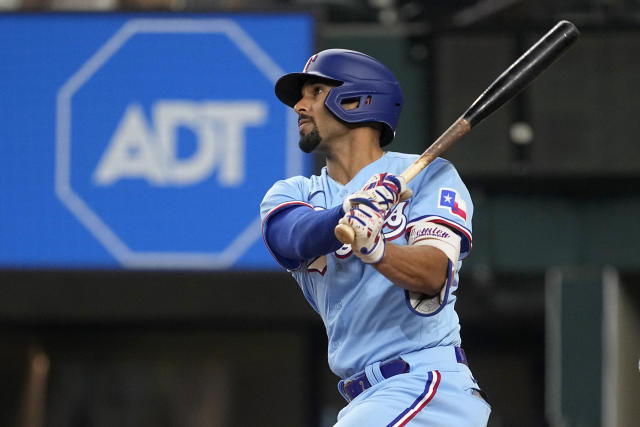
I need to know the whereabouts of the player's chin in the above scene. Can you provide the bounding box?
[298,128,321,153]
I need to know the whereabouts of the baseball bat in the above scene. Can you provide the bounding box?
[335,20,580,244]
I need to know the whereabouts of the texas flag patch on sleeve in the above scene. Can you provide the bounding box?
[438,188,467,222]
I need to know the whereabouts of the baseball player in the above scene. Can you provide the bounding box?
[260,49,491,426]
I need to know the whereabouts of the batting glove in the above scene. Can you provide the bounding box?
[343,173,412,214]
[338,198,386,264]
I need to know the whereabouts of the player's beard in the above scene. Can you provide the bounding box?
[299,125,321,153]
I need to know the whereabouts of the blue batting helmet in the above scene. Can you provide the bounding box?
[274,49,403,146]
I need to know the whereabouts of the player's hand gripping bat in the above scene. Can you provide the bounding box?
[334,20,580,245]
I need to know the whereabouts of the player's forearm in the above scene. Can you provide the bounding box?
[374,243,449,296]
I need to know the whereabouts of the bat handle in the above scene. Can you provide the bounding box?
[334,222,355,245]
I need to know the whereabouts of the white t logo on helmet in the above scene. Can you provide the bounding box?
[303,54,318,72]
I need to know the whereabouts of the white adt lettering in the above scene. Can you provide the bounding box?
[93,104,164,185]
[93,100,267,187]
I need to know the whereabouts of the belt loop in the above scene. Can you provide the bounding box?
[365,361,384,386]
[372,361,385,383]
[337,379,349,401]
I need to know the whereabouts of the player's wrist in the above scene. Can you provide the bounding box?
[353,233,385,264]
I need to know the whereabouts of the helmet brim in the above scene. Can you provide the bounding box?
[274,72,342,107]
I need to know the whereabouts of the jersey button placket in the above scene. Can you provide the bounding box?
[328,301,343,353]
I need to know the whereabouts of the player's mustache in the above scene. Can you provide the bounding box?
[298,114,315,125]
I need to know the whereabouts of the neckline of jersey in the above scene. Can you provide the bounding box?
[323,151,390,190]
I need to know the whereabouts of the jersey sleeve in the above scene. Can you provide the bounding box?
[260,177,311,220]
[260,177,312,270]
[406,159,473,259]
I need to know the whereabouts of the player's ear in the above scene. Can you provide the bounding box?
[340,97,360,111]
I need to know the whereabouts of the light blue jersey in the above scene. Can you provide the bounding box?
[260,152,473,379]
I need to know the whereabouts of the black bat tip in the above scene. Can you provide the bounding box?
[461,19,581,128]
[556,20,581,39]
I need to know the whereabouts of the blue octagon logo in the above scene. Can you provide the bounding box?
[55,18,302,269]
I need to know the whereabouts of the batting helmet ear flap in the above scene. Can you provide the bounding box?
[274,49,403,146]
[323,80,401,146]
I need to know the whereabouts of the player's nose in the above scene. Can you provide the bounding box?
[293,96,310,114]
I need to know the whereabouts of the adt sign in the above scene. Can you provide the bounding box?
[93,101,267,187]
[55,17,310,269]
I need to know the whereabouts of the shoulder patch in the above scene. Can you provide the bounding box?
[438,188,467,222]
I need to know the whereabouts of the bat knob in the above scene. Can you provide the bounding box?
[334,223,355,245]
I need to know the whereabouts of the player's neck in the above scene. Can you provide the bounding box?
[324,131,384,185]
